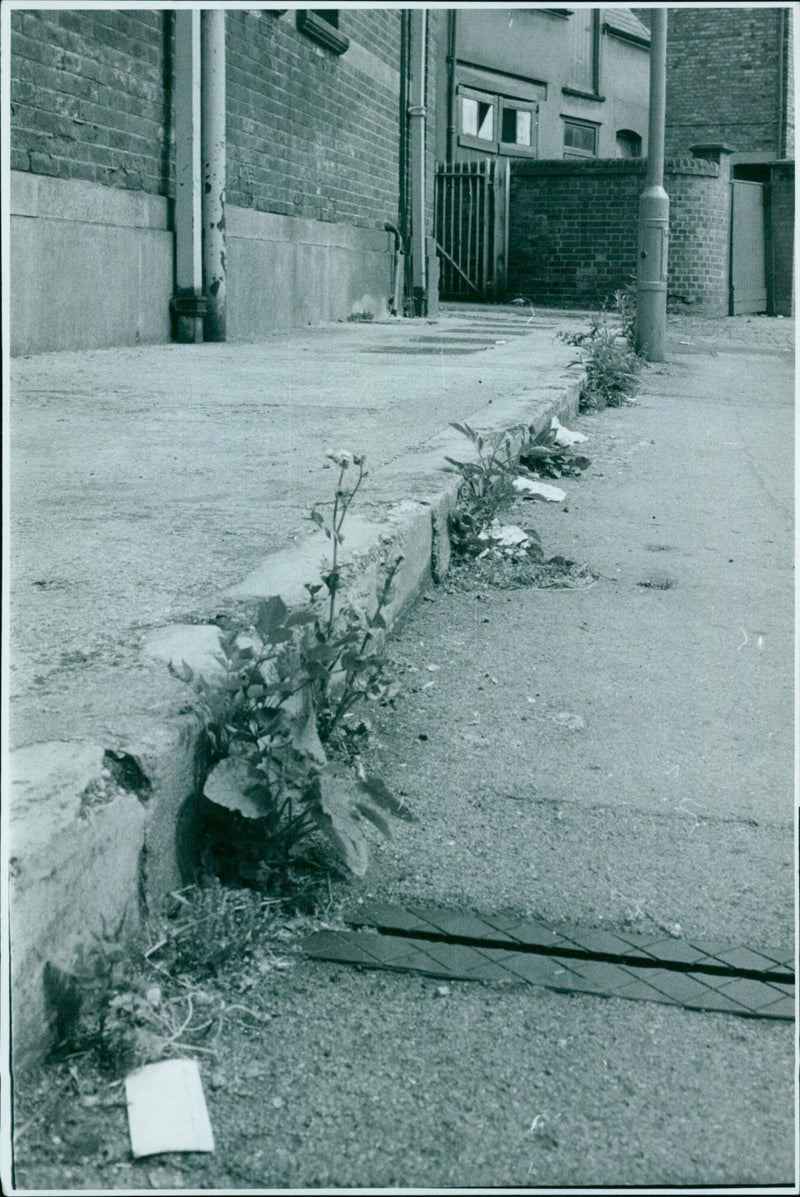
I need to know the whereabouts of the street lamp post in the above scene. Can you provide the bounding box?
[636,9,669,361]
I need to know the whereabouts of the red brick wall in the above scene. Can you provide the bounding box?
[508,156,731,315]
[664,7,787,156]
[226,10,402,228]
[10,8,172,194]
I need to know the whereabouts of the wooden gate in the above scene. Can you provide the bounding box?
[434,159,510,299]
[730,180,767,315]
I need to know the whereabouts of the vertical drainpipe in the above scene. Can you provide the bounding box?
[446,11,458,164]
[398,12,410,260]
[201,10,226,341]
[409,8,427,315]
[172,11,205,342]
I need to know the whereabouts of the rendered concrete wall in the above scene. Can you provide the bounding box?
[10,171,173,354]
[227,207,393,337]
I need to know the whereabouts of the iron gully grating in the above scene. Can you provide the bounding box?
[302,902,795,1021]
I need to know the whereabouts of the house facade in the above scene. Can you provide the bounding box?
[8,7,444,355]
[435,7,651,165]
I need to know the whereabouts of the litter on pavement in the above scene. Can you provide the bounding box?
[550,415,588,446]
[125,1058,215,1158]
[512,477,567,502]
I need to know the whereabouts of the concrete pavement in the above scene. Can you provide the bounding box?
[8,303,586,1061]
[8,310,795,1190]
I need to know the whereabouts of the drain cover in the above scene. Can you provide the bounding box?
[304,903,794,1020]
[364,346,485,355]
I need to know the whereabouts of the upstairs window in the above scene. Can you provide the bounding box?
[461,91,495,144]
[501,104,535,151]
[563,117,598,158]
[459,87,538,157]
[296,10,349,54]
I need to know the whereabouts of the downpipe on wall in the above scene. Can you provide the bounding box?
[171,11,206,343]
[408,8,427,316]
[201,10,227,342]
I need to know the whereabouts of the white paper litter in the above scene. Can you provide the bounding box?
[478,520,531,548]
[125,1059,215,1158]
[550,416,588,446]
[512,477,566,502]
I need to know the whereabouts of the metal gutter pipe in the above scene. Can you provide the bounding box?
[201,10,227,341]
[636,7,669,362]
[409,8,427,314]
[446,10,458,163]
[171,11,205,342]
[398,11,410,279]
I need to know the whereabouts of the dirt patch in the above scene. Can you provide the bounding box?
[445,553,598,593]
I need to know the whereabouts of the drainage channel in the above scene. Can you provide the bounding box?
[304,902,794,1021]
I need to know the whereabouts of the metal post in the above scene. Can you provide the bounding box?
[409,8,427,314]
[636,8,669,361]
[201,10,226,341]
[172,11,205,343]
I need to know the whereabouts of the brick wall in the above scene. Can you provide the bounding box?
[783,13,794,157]
[664,8,786,156]
[508,156,731,316]
[226,10,401,229]
[10,8,172,194]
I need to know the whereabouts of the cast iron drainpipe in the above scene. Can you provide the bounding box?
[446,10,458,163]
[408,8,427,315]
[201,10,226,341]
[171,11,206,342]
[384,222,406,316]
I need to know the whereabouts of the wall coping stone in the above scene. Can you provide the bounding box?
[511,157,721,179]
[228,205,390,252]
[10,170,170,229]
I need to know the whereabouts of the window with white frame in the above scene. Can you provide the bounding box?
[460,89,496,145]
[563,117,598,158]
[500,101,537,154]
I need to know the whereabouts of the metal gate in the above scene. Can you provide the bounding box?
[434,159,510,299]
[730,180,767,315]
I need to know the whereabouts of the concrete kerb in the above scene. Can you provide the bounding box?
[9,370,584,1067]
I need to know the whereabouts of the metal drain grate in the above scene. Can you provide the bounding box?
[363,346,486,355]
[303,902,794,1020]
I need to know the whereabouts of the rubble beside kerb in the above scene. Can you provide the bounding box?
[9,378,581,1066]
